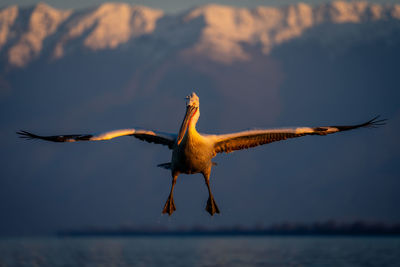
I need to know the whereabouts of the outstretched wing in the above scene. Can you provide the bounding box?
[17,128,176,149]
[213,116,386,154]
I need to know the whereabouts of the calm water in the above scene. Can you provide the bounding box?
[0,237,399,266]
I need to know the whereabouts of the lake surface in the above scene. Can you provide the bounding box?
[0,237,399,266]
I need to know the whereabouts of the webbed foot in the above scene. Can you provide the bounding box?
[162,195,176,215]
[206,196,220,216]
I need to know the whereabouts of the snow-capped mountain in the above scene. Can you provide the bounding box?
[1,1,399,67]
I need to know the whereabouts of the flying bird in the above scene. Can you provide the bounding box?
[17,92,386,216]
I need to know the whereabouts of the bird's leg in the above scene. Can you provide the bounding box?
[162,173,178,215]
[203,172,220,216]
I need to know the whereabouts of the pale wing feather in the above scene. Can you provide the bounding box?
[17,128,176,149]
[213,116,386,154]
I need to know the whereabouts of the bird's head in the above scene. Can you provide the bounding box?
[185,92,199,108]
[177,92,200,145]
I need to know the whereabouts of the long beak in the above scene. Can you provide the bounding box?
[177,105,197,145]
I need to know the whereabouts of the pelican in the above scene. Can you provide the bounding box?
[17,92,386,216]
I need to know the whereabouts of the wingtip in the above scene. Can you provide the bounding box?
[16,130,37,140]
[365,115,387,128]
[16,130,26,138]
[332,115,387,132]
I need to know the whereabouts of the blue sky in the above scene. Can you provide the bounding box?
[2,0,399,13]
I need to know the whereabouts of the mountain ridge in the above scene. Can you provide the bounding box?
[1,1,399,67]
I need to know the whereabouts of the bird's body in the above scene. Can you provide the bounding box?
[17,92,386,216]
[172,132,213,174]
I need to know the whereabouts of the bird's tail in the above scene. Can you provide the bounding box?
[157,162,217,169]
[157,162,171,169]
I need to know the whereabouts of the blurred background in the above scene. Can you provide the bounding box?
[0,0,399,236]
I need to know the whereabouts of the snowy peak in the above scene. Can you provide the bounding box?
[0,2,163,65]
[175,3,317,62]
[0,1,399,67]
[182,2,400,63]
[0,5,18,51]
[53,3,163,58]
[7,3,71,67]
